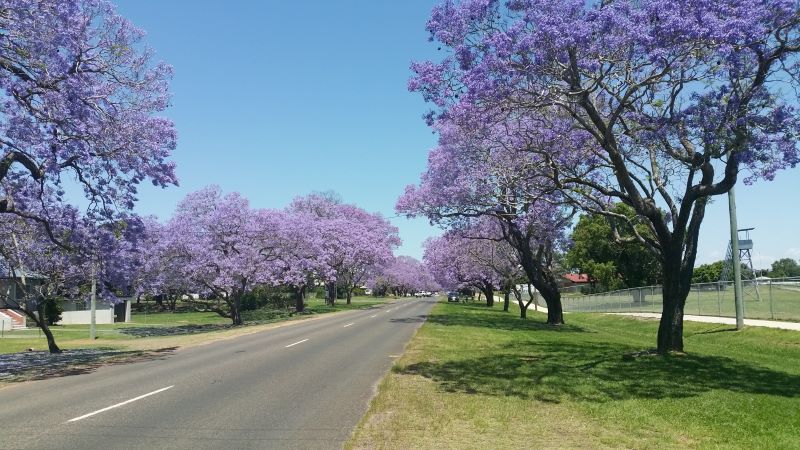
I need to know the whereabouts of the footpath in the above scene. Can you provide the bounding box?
[500,297,800,331]
[608,312,800,331]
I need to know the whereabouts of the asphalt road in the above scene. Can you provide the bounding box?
[0,298,436,450]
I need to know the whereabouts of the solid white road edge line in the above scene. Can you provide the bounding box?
[67,385,174,423]
[285,339,309,348]
[343,322,355,327]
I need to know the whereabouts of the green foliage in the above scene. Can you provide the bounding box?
[566,204,661,291]
[692,260,724,283]
[240,285,294,311]
[43,297,62,326]
[240,308,292,322]
[350,286,367,297]
[770,258,800,278]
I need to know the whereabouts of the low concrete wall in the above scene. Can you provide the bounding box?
[0,312,12,334]
[59,309,114,325]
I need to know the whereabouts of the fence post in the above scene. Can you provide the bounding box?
[716,283,721,317]
[697,286,701,316]
[769,280,774,320]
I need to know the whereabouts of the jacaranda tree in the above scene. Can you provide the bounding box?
[371,256,439,297]
[0,201,147,353]
[398,117,573,324]
[149,186,283,325]
[424,216,526,309]
[290,193,401,305]
[411,0,800,353]
[0,0,177,350]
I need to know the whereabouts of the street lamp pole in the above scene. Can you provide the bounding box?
[90,260,97,340]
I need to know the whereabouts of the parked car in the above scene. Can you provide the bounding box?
[447,292,460,302]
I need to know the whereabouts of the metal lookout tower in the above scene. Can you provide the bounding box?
[720,227,762,302]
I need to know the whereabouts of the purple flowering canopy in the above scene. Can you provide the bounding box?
[370,256,440,296]
[398,114,573,323]
[141,188,404,321]
[291,193,401,304]
[0,0,177,231]
[141,186,289,325]
[424,217,524,308]
[409,0,800,352]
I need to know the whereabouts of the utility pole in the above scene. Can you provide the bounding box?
[90,261,97,340]
[728,187,745,330]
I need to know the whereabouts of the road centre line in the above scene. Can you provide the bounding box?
[285,339,309,348]
[370,314,378,318]
[343,322,355,328]
[67,386,174,423]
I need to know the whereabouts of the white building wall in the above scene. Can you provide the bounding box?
[58,308,114,325]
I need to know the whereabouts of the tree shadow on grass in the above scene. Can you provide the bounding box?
[427,304,589,333]
[118,324,234,337]
[396,340,800,403]
[0,347,177,383]
[390,315,429,324]
[692,326,739,335]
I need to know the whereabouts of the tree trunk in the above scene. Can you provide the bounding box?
[481,285,494,307]
[544,290,564,325]
[24,304,62,354]
[510,287,528,319]
[503,291,510,312]
[656,260,691,353]
[346,287,353,304]
[295,285,306,313]
[506,225,564,324]
[519,260,563,324]
[231,294,243,326]
[44,325,60,352]
[326,281,336,306]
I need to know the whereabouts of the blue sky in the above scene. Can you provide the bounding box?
[114,0,799,269]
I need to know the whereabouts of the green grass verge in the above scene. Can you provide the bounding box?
[348,302,800,449]
[0,296,388,354]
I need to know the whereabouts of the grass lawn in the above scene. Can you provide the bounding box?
[348,301,800,449]
[0,296,388,355]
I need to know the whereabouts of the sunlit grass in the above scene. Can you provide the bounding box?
[348,302,800,449]
[0,296,390,354]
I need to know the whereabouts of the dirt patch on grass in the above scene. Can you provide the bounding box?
[117,323,235,337]
[0,347,177,383]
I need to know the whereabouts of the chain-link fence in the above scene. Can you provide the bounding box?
[561,277,800,322]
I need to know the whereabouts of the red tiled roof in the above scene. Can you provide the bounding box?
[562,273,590,283]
